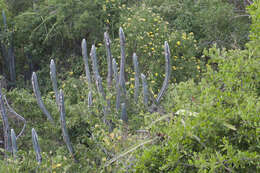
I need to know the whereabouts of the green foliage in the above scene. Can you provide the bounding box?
[135,47,260,172]
[146,0,250,50]
[97,4,202,96]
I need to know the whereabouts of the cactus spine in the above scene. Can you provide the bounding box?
[32,72,54,123]
[104,32,113,88]
[133,53,140,102]
[32,128,42,164]
[141,74,148,107]
[81,39,92,87]
[50,59,59,106]
[11,129,17,159]
[59,90,75,158]
[156,41,171,104]
[0,87,11,154]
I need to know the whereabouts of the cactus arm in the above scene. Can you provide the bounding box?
[156,41,171,104]
[90,44,100,82]
[50,59,59,106]
[133,53,140,102]
[81,39,92,87]
[141,74,149,107]
[31,72,54,123]
[59,90,75,158]
[11,129,17,159]
[32,128,42,164]
[104,32,113,88]
[0,87,11,154]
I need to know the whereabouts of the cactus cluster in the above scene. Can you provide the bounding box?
[0,27,171,164]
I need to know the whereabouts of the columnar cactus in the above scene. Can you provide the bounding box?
[32,72,54,123]
[0,87,11,154]
[11,129,17,159]
[88,91,93,107]
[112,58,119,84]
[50,59,59,106]
[104,32,113,88]
[156,41,171,104]
[121,103,127,123]
[81,39,92,87]
[90,44,100,82]
[59,90,75,158]
[141,74,149,107]
[116,27,126,111]
[32,128,42,164]
[133,53,140,102]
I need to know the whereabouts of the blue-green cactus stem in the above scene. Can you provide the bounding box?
[32,128,42,164]
[32,72,54,123]
[81,39,92,87]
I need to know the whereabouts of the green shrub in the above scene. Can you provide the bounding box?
[134,47,260,172]
[97,4,202,96]
[147,0,250,50]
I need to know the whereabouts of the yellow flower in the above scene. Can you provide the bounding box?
[155,73,158,76]
[69,71,73,75]
[151,80,155,84]
[109,133,115,139]
[197,66,200,70]
[176,41,181,46]
[52,163,62,169]
[130,84,134,89]
[151,47,155,51]
[172,66,177,70]
[130,78,135,81]
[98,43,102,46]
[127,18,131,21]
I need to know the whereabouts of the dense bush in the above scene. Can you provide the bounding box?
[134,46,260,172]
[96,4,202,95]
[146,0,250,50]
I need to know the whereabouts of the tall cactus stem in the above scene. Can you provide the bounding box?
[113,58,120,111]
[32,128,42,164]
[116,27,126,110]
[90,44,100,82]
[0,87,11,154]
[50,59,59,106]
[32,72,54,123]
[156,41,171,104]
[59,90,75,159]
[141,74,149,107]
[121,103,127,123]
[112,58,119,84]
[104,32,113,88]
[88,91,93,107]
[11,129,17,159]
[133,53,140,102]
[81,39,92,87]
